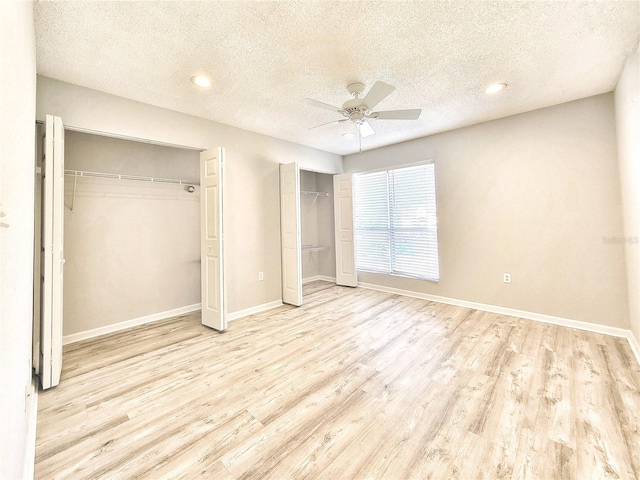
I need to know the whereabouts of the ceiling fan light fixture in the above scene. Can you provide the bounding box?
[486,83,507,94]
[191,75,212,88]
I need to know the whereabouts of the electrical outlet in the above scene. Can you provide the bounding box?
[503,273,512,284]
[258,272,264,281]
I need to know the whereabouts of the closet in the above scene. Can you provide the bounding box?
[300,169,335,283]
[61,131,201,336]
[280,162,356,307]
[33,126,202,388]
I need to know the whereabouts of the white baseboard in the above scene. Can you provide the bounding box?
[62,304,201,345]
[627,330,640,366]
[227,300,283,322]
[23,376,38,480]
[63,299,286,344]
[358,282,640,365]
[302,275,336,284]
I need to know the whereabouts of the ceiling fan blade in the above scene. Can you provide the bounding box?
[363,81,395,109]
[372,109,422,120]
[301,98,341,113]
[308,119,347,130]
[358,120,375,137]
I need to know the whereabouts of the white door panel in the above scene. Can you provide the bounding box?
[40,114,64,390]
[333,174,357,287]
[280,163,302,306]
[200,148,226,330]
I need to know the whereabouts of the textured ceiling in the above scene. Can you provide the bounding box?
[34,1,640,156]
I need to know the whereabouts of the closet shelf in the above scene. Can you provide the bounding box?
[301,190,329,207]
[301,190,329,196]
[64,170,199,186]
[64,169,199,214]
[302,245,330,253]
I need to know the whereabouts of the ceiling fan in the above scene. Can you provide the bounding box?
[301,81,421,150]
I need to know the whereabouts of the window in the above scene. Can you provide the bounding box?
[354,163,439,281]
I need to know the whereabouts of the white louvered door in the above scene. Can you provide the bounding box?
[200,147,226,330]
[40,114,65,390]
[280,162,302,306]
[333,173,357,287]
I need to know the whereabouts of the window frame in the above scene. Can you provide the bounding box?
[353,160,440,283]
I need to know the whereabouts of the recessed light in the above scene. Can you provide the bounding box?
[486,83,507,94]
[342,132,356,137]
[191,75,212,88]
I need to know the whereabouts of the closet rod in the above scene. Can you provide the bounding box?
[301,190,329,196]
[64,169,199,186]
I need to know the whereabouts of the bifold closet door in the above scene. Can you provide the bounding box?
[280,162,302,306]
[40,114,65,390]
[200,147,226,331]
[333,173,357,287]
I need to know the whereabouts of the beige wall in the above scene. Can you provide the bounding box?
[345,94,629,329]
[61,131,200,336]
[615,44,640,341]
[64,131,200,182]
[0,2,37,478]
[37,76,342,316]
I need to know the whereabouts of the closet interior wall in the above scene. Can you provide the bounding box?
[54,131,201,338]
[300,170,336,282]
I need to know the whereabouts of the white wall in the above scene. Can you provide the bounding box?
[345,94,629,329]
[37,76,342,315]
[61,131,200,336]
[615,44,640,342]
[0,2,37,478]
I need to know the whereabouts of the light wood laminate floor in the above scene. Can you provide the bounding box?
[36,281,640,479]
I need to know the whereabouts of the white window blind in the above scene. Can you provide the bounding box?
[354,164,440,281]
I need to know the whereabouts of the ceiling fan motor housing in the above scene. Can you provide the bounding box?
[342,98,370,116]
